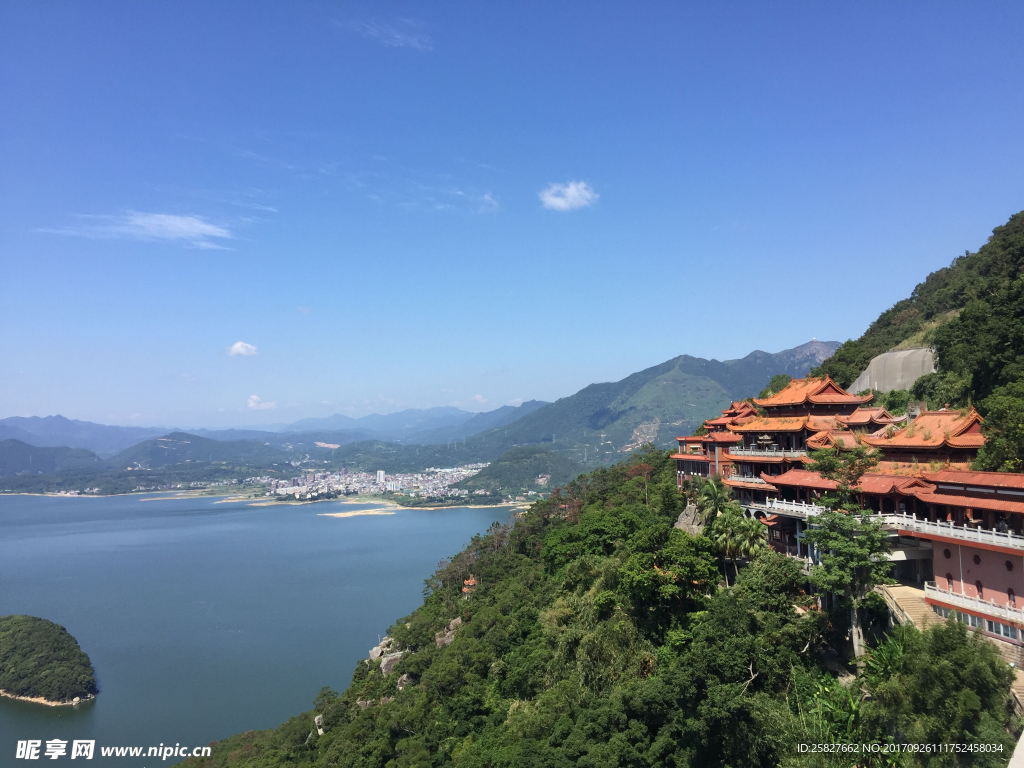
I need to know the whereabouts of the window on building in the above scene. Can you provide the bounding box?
[943,548,952,560]
[976,581,984,599]
[986,620,1019,640]
[946,573,954,591]
[1009,589,1016,607]
[1007,560,1015,572]
[974,554,982,565]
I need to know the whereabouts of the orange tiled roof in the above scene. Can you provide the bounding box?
[676,432,742,444]
[837,406,904,428]
[862,409,984,450]
[922,470,1024,490]
[722,476,779,492]
[728,416,811,433]
[765,469,931,495]
[768,469,838,491]
[753,376,873,408]
[857,474,933,495]
[671,453,710,461]
[806,429,862,451]
[907,489,1024,515]
[875,460,974,475]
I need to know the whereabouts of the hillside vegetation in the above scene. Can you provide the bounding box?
[187,450,1018,768]
[814,211,1024,389]
[455,447,582,495]
[0,615,97,703]
[815,210,1024,471]
[0,439,102,475]
[465,340,839,465]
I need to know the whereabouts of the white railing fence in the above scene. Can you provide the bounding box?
[924,582,1024,622]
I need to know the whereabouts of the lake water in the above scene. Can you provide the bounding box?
[0,493,511,766]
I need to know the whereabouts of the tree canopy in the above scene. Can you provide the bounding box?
[0,615,97,703]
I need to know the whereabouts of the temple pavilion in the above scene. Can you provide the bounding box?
[673,376,1024,654]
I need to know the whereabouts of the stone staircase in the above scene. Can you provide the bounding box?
[876,583,941,630]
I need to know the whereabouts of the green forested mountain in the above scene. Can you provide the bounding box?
[409,401,550,445]
[813,210,1024,471]
[454,447,583,495]
[813,211,1024,389]
[187,450,1018,768]
[462,340,838,465]
[0,615,97,703]
[106,431,297,469]
[0,439,103,475]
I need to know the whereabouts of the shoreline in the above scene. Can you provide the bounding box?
[0,689,94,707]
[1,490,530,511]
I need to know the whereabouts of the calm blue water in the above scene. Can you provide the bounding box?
[0,494,510,766]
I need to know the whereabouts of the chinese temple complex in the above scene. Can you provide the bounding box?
[673,375,1024,653]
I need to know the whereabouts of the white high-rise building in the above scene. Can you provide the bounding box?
[376,470,386,484]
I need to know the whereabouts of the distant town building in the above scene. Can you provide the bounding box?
[376,470,386,484]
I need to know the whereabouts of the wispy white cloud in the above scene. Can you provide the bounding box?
[476,192,499,214]
[247,395,276,411]
[227,341,258,356]
[509,398,524,406]
[473,394,488,404]
[539,181,599,211]
[342,19,433,51]
[41,211,233,249]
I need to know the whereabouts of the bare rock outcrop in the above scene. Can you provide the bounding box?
[396,673,413,691]
[674,503,705,535]
[380,652,404,676]
[368,636,395,661]
[434,617,463,648]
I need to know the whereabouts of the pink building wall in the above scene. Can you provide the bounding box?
[932,542,1024,607]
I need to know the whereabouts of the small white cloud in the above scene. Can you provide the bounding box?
[342,19,433,51]
[248,395,276,411]
[476,192,499,214]
[539,181,599,211]
[473,394,488,404]
[227,341,258,356]
[41,211,233,248]
[509,398,524,406]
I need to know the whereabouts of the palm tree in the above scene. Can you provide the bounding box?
[697,480,730,527]
[736,517,768,563]
[711,507,744,586]
[711,506,767,586]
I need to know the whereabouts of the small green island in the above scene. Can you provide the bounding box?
[0,615,97,705]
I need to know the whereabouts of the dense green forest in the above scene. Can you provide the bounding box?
[0,615,97,703]
[455,447,582,496]
[815,210,1024,471]
[186,450,1019,768]
[0,439,103,475]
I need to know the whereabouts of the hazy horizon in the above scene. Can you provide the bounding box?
[1,338,835,429]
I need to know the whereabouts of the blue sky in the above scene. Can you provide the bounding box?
[2,2,1022,427]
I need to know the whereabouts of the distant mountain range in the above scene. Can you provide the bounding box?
[0,340,837,481]
[0,416,170,457]
[0,401,550,459]
[452,340,841,464]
